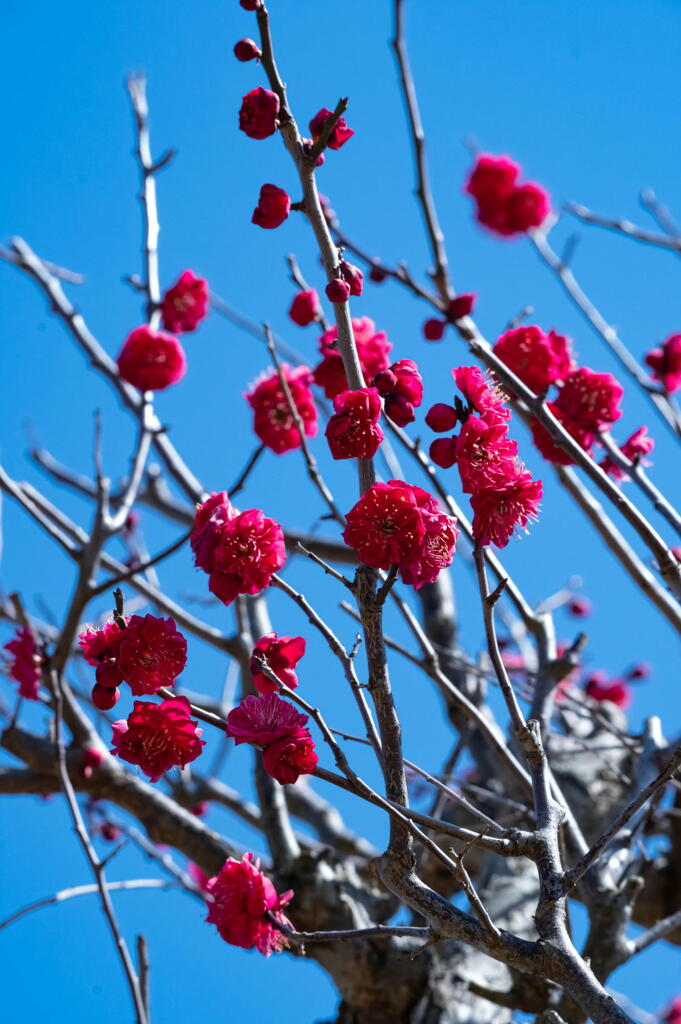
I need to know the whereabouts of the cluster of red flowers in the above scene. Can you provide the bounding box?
[342,480,459,589]
[78,614,187,710]
[427,366,542,548]
[3,628,42,701]
[206,852,293,955]
[116,270,208,391]
[313,317,392,399]
[246,365,318,453]
[111,695,205,781]
[645,333,681,393]
[190,491,286,605]
[227,693,318,784]
[465,153,550,236]
[249,632,306,693]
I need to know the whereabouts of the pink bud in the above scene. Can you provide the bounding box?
[429,437,458,469]
[91,684,120,711]
[447,293,477,320]
[326,279,351,303]
[372,369,398,395]
[425,403,458,433]
[96,659,123,689]
[369,265,387,284]
[288,289,320,327]
[339,260,363,297]
[81,747,104,779]
[385,394,415,427]
[301,138,325,167]
[423,319,446,342]
[191,802,209,817]
[233,38,261,61]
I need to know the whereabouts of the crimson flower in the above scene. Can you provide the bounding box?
[206,853,293,954]
[190,491,237,573]
[554,367,623,431]
[262,728,318,784]
[78,621,127,665]
[252,184,290,229]
[239,87,280,139]
[309,107,354,150]
[454,365,510,424]
[117,614,187,695]
[343,481,426,569]
[246,365,318,454]
[584,673,631,710]
[313,317,392,399]
[3,628,41,700]
[373,359,423,428]
[493,325,574,394]
[161,270,209,333]
[250,632,306,694]
[117,326,186,391]
[600,426,655,481]
[455,415,519,494]
[447,293,477,320]
[111,696,205,782]
[288,289,320,327]
[645,333,681,392]
[226,693,309,746]
[325,387,384,460]
[471,471,543,548]
[208,508,286,606]
[465,153,550,236]
[530,402,595,465]
[396,485,458,590]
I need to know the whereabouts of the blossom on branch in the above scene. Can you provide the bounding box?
[246,365,318,454]
[325,387,384,459]
[226,693,308,746]
[262,728,318,784]
[645,333,681,392]
[465,153,550,236]
[373,358,423,427]
[600,426,655,481]
[111,696,205,781]
[161,270,209,334]
[554,367,623,432]
[252,184,291,229]
[250,632,306,694]
[117,326,187,391]
[239,87,280,139]
[309,107,354,150]
[117,614,187,695]
[206,853,293,954]
[493,325,574,394]
[470,471,543,548]
[313,317,392,399]
[288,289,320,327]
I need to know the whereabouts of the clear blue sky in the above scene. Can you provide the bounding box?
[1,0,680,1020]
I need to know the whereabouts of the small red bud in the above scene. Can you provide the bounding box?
[447,293,477,320]
[369,265,387,284]
[91,684,121,711]
[101,822,122,842]
[567,597,592,618]
[384,394,415,427]
[239,0,261,9]
[627,662,651,680]
[429,437,458,469]
[95,659,123,689]
[425,403,458,433]
[372,369,398,395]
[423,318,446,342]
[233,38,261,62]
[191,802,209,817]
[326,279,351,303]
[339,260,363,297]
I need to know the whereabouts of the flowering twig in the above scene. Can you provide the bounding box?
[597,431,681,538]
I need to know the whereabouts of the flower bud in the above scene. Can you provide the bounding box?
[288,289,320,326]
[252,184,290,229]
[429,437,458,469]
[447,293,477,320]
[425,403,458,433]
[339,260,363,297]
[369,265,387,283]
[91,684,121,711]
[372,369,398,395]
[423,318,446,342]
[233,38,261,62]
[95,659,123,689]
[384,394,415,427]
[326,279,351,303]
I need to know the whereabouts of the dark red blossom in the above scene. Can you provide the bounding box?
[325,279,351,303]
[313,317,392,399]
[250,633,306,694]
[471,471,543,548]
[239,87,280,139]
[262,727,318,784]
[117,614,187,695]
[454,366,510,424]
[96,659,123,689]
[600,426,655,482]
[465,154,550,236]
[554,367,623,431]
[326,387,384,460]
[423,318,445,342]
[584,673,631,710]
[530,402,595,465]
[426,403,457,433]
[226,693,308,746]
[339,260,363,297]
[117,326,186,392]
[209,509,286,606]
[246,365,318,454]
[79,621,127,665]
[396,484,458,590]
[372,358,423,427]
[92,684,120,711]
[447,294,477,320]
[493,325,574,394]
[4,628,41,700]
[455,415,519,494]
[429,437,458,469]
[161,270,209,333]
[645,333,681,392]
[309,108,354,150]
[233,38,260,62]
[252,184,290,229]
[190,492,237,574]
[288,289,320,327]
[343,481,426,569]
[206,853,293,955]
[111,696,204,782]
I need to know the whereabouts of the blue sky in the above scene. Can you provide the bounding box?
[1,0,680,1020]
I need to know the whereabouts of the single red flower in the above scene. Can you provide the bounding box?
[325,387,384,460]
[425,403,457,433]
[585,674,631,710]
[493,325,574,394]
[206,853,293,955]
[471,471,543,548]
[226,693,309,746]
[262,727,318,784]
[117,326,186,391]
[504,182,551,232]
[600,426,654,481]
[530,401,595,465]
[190,491,237,574]
[246,365,318,454]
[397,486,458,590]
[554,367,624,431]
[454,365,510,424]
[117,614,187,695]
[313,317,392,399]
[342,481,426,569]
[309,107,354,150]
[78,621,126,664]
[645,333,681,392]
[208,509,287,606]
[465,154,519,205]
[4,628,41,700]
[250,632,306,694]
[288,289,320,327]
[455,415,519,494]
[161,270,209,334]
[252,184,290,229]
[111,696,204,782]
[233,38,261,62]
[239,87,280,139]
[447,294,477,320]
